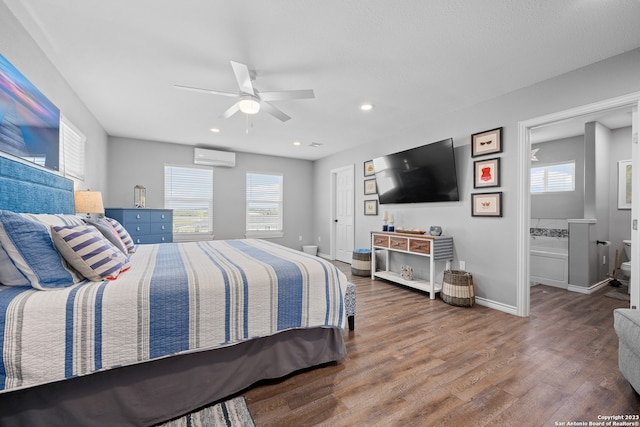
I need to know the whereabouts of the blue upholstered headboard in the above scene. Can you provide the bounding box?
[0,156,75,214]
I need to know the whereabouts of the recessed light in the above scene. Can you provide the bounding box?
[293,141,301,146]
[360,103,374,111]
[309,142,323,148]
[210,128,220,133]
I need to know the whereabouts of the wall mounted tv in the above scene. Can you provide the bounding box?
[373,138,460,204]
[0,54,60,171]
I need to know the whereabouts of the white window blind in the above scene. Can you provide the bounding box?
[246,172,283,237]
[531,161,575,193]
[59,115,86,180]
[164,165,213,239]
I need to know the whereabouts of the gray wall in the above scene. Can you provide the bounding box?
[107,137,314,249]
[313,49,640,310]
[0,3,108,192]
[531,135,585,219]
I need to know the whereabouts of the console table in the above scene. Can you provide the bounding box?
[371,231,453,299]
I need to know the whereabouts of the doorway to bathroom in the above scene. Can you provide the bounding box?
[516,92,640,316]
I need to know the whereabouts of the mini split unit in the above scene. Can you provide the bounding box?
[193,148,236,167]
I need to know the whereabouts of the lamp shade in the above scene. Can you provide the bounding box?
[74,190,105,215]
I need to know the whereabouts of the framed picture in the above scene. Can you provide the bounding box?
[618,159,632,209]
[471,127,503,157]
[472,192,502,217]
[364,178,377,195]
[364,199,378,216]
[473,157,500,188]
[364,160,375,177]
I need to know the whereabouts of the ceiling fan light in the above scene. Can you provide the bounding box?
[238,98,260,115]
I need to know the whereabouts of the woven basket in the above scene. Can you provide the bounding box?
[441,270,475,307]
[351,249,371,276]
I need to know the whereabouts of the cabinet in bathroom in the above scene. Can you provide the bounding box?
[371,231,453,299]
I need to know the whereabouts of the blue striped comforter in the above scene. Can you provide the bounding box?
[0,239,348,392]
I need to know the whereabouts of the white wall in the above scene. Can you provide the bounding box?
[0,3,108,192]
[313,49,640,311]
[108,136,314,250]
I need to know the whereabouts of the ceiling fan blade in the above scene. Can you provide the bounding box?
[260,101,291,122]
[220,102,241,119]
[174,85,239,98]
[230,61,255,95]
[258,89,315,102]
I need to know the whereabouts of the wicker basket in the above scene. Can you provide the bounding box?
[441,270,475,307]
[351,249,371,276]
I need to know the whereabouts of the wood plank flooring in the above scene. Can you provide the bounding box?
[242,262,640,426]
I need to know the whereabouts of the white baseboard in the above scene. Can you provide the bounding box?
[567,279,609,295]
[474,296,518,316]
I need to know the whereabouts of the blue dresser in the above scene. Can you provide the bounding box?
[105,208,173,244]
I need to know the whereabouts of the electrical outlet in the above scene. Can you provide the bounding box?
[318,236,321,242]
[299,235,303,241]
[460,261,466,271]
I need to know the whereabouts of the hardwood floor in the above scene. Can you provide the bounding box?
[242,262,640,426]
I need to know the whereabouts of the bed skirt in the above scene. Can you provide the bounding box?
[0,327,346,427]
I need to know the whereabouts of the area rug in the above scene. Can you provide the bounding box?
[158,396,256,427]
[605,287,630,301]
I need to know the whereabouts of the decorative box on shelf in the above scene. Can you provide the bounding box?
[105,208,173,244]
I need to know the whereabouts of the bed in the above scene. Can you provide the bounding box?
[0,156,355,427]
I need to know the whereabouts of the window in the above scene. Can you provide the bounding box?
[164,165,213,240]
[246,172,283,238]
[59,115,86,180]
[531,161,575,193]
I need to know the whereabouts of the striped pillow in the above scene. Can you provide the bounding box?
[103,217,136,254]
[0,210,80,290]
[51,225,130,281]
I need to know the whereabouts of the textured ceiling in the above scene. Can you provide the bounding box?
[5,0,640,160]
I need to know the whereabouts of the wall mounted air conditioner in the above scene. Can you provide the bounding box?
[193,148,236,167]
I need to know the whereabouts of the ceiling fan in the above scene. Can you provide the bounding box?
[174,61,315,122]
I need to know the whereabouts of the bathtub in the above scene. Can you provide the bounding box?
[530,236,569,289]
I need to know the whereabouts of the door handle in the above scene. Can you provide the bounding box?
[334,219,338,222]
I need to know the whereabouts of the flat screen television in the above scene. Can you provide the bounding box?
[373,138,459,204]
[0,54,60,171]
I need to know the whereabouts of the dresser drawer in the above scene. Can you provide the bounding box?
[150,222,171,234]
[389,237,408,251]
[150,210,172,223]
[128,223,150,237]
[372,234,389,248]
[134,234,172,244]
[122,210,151,223]
[409,239,430,254]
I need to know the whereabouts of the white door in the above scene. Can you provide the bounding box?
[631,103,639,309]
[332,165,354,263]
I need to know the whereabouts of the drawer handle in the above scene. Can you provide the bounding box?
[136,226,141,231]
[161,237,165,241]
[394,242,400,247]
[136,239,141,244]
[161,225,165,230]
[161,214,165,219]
[416,244,421,249]
[136,214,141,219]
